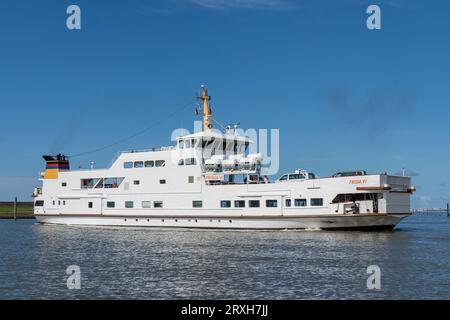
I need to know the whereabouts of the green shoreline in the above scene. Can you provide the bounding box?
[0,202,34,219]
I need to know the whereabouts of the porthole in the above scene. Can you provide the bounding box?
[218,219,221,223]
[209,219,212,222]
[124,219,127,222]
[147,219,150,222]
[175,219,178,222]
[229,220,232,223]
[195,219,198,222]
[135,219,138,222]
[162,219,164,222]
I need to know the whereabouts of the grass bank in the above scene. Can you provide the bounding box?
[0,202,34,219]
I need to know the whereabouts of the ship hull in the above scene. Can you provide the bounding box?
[34,213,409,230]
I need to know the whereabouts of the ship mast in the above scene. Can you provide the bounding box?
[197,85,212,132]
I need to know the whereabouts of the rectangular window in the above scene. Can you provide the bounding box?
[160,179,166,184]
[124,162,133,168]
[220,200,231,208]
[249,200,260,208]
[311,198,323,206]
[155,160,165,167]
[107,201,115,208]
[234,200,245,208]
[88,202,93,208]
[285,199,291,207]
[104,177,124,188]
[178,159,184,166]
[295,198,307,207]
[35,200,44,207]
[185,158,197,165]
[142,201,151,208]
[94,178,104,189]
[133,180,140,185]
[188,176,194,183]
[58,201,61,205]
[154,201,163,208]
[145,160,154,168]
[134,161,144,168]
[61,182,67,187]
[193,200,203,208]
[125,201,134,208]
[81,178,100,189]
[266,200,278,207]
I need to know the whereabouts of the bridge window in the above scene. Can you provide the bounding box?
[82,177,123,189]
[107,201,115,208]
[294,198,307,207]
[134,161,144,168]
[249,200,260,208]
[104,177,124,188]
[145,160,154,168]
[193,200,202,208]
[185,158,197,165]
[221,200,231,208]
[81,178,100,189]
[279,175,288,181]
[125,201,134,208]
[124,162,133,168]
[95,178,104,188]
[285,199,291,207]
[155,160,165,167]
[178,159,184,166]
[311,198,323,206]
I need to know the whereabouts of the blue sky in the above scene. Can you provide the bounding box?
[0,0,449,208]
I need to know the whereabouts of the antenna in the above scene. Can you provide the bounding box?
[196,85,213,132]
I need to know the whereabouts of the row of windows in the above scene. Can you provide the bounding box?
[191,199,322,208]
[105,201,164,209]
[285,198,323,207]
[49,197,324,209]
[81,177,124,189]
[51,200,66,206]
[102,198,323,209]
[216,198,323,208]
[124,160,165,169]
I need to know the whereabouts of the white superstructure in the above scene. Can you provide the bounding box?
[33,86,415,230]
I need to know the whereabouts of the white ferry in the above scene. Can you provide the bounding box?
[33,86,415,230]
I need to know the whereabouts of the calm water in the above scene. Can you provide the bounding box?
[0,214,449,299]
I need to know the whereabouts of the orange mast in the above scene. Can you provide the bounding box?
[198,85,212,132]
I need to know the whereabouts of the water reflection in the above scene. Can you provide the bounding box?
[0,215,448,299]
